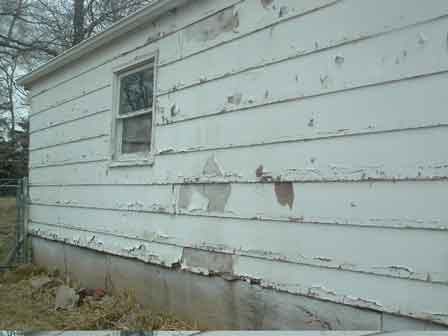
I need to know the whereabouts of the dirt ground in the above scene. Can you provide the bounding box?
[0,264,196,331]
[0,197,16,263]
[0,200,195,331]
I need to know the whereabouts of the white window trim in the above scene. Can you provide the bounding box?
[109,51,158,168]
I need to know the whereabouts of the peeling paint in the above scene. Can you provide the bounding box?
[178,156,232,212]
[314,256,333,262]
[373,265,413,276]
[182,247,233,275]
[344,296,383,309]
[279,6,289,18]
[178,183,231,212]
[295,304,332,330]
[264,90,269,99]
[445,32,448,53]
[255,164,273,181]
[274,182,294,209]
[320,74,330,88]
[334,55,345,66]
[170,103,180,117]
[255,165,264,178]
[184,7,239,42]
[227,92,243,105]
[116,201,145,210]
[26,0,448,328]
[417,32,427,46]
[29,223,448,325]
[203,155,224,176]
[260,0,274,9]
[146,31,164,44]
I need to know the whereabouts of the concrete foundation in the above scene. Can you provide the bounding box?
[32,237,447,331]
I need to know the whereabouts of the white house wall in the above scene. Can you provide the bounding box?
[26,0,448,328]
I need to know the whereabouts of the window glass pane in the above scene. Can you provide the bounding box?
[121,113,152,154]
[119,66,153,115]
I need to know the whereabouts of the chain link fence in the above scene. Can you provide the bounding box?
[0,177,29,271]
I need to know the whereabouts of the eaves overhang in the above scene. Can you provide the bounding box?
[17,0,189,89]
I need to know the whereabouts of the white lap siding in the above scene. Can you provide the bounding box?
[27,0,448,327]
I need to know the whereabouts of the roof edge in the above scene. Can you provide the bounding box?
[17,0,188,89]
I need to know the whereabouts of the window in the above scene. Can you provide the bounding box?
[111,54,157,165]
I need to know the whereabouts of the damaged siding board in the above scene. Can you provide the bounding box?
[28,218,448,325]
[30,28,180,113]
[30,112,110,150]
[176,181,448,230]
[30,0,335,102]
[158,16,448,124]
[30,185,174,213]
[28,204,448,283]
[30,126,448,184]
[182,247,233,275]
[157,73,448,153]
[30,180,448,230]
[233,256,448,325]
[32,0,245,107]
[26,0,448,328]
[29,221,183,267]
[30,86,111,133]
[30,136,109,168]
[178,0,337,58]
[158,0,448,94]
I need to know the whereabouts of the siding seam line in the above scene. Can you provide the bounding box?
[29,220,448,285]
[155,123,448,156]
[30,10,448,119]
[29,0,245,99]
[157,0,341,71]
[29,202,448,231]
[156,12,448,96]
[30,109,110,135]
[29,180,448,187]
[32,232,448,327]
[156,69,448,127]
[29,123,448,161]
[30,134,109,153]
[30,158,108,169]
[30,84,111,117]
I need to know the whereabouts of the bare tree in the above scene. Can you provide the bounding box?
[0,0,25,143]
[0,0,154,179]
[73,0,85,45]
[0,56,18,142]
[0,0,153,148]
[23,0,153,53]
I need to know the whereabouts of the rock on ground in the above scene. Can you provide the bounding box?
[55,285,79,310]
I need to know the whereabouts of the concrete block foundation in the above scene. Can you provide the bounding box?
[31,237,447,331]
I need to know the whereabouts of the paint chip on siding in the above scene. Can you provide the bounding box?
[182,248,233,275]
[178,184,231,212]
[203,155,224,176]
[261,0,274,9]
[274,182,294,209]
[184,7,239,42]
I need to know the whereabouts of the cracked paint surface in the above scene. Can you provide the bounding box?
[25,0,448,330]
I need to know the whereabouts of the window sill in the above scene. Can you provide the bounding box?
[108,158,154,168]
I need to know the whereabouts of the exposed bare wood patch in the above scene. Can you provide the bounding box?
[274,182,294,209]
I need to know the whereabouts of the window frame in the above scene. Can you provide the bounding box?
[109,51,158,167]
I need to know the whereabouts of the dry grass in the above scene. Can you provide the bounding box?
[0,264,197,331]
[0,197,16,262]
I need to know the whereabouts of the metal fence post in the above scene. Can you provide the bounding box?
[23,177,29,263]
[11,177,29,265]
[15,178,22,264]
[0,178,27,269]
